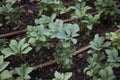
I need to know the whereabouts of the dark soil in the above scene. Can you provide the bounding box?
[1,0,120,80]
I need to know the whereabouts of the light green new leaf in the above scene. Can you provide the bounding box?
[0,70,12,79]
[22,47,32,54]
[1,48,15,58]
[0,56,9,72]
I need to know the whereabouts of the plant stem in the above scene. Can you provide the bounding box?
[19,53,29,66]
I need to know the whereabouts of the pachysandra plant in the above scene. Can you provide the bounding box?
[94,0,119,21]
[105,48,120,67]
[84,34,120,80]
[84,53,105,79]
[89,34,111,52]
[52,71,72,80]
[106,32,120,50]
[81,13,100,30]
[1,38,32,63]
[54,42,75,69]
[38,0,69,15]
[98,66,115,80]
[49,19,80,48]
[28,19,79,68]
[70,1,91,19]
[27,25,51,51]
[35,14,56,25]
[15,64,34,80]
[0,2,22,26]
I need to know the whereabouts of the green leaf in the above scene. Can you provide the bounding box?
[99,66,115,80]
[22,47,32,54]
[105,48,120,62]
[53,71,72,80]
[71,39,77,44]
[0,61,9,72]
[18,38,26,50]
[87,24,93,30]
[0,70,12,79]
[1,48,15,58]
[62,41,70,48]
[64,72,72,80]
[21,43,29,51]
[90,34,105,51]
[15,64,34,80]
[9,40,18,52]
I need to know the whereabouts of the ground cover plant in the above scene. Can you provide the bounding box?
[0,0,120,80]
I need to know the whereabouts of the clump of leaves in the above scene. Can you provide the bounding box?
[35,14,56,25]
[106,32,120,50]
[70,1,100,31]
[84,53,105,79]
[38,0,69,15]
[81,13,100,30]
[105,48,120,67]
[27,25,51,51]
[70,1,91,19]
[15,64,34,80]
[49,19,80,47]
[84,34,119,80]
[1,38,32,63]
[94,0,119,21]
[52,71,72,80]
[28,19,80,68]
[54,42,75,69]
[89,34,111,51]
[49,19,79,68]
[98,66,115,80]
[0,2,22,27]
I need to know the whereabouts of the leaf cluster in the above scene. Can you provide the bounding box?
[84,34,120,80]
[1,38,32,58]
[27,19,80,68]
[38,0,69,15]
[0,0,22,27]
[94,0,119,20]
[52,71,72,80]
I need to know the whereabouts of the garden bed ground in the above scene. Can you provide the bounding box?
[0,0,120,80]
